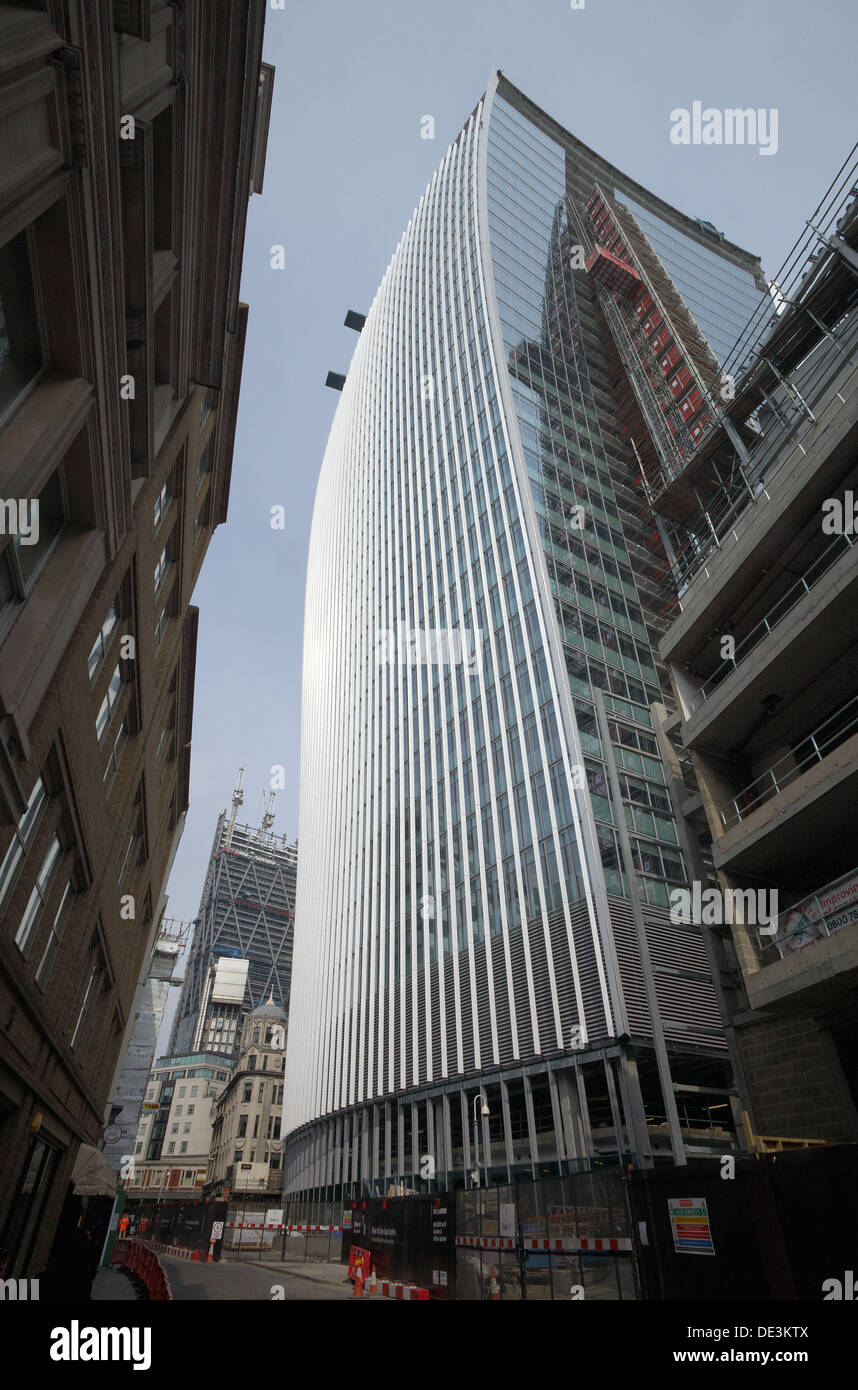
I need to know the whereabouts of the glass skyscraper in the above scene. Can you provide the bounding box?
[171,809,297,1060]
[283,74,769,1198]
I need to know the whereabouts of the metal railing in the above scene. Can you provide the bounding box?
[691,529,855,709]
[702,141,858,406]
[721,693,858,828]
[658,304,858,609]
[758,865,858,962]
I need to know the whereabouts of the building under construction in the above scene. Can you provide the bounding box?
[170,772,298,1060]
[618,138,858,1143]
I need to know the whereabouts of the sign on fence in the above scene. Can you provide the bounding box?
[668,1197,715,1256]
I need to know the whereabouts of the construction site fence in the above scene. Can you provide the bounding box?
[455,1169,638,1301]
[220,1201,345,1264]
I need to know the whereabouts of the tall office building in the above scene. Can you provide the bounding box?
[170,775,297,1059]
[0,2,272,1277]
[283,73,772,1198]
[101,919,185,1175]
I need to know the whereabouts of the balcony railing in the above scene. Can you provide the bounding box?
[691,528,855,710]
[721,693,858,828]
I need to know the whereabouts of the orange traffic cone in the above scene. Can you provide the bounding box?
[353,1269,364,1297]
[368,1267,377,1295]
[489,1270,500,1301]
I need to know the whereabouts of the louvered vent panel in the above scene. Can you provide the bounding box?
[644,907,728,1049]
[472,937,494,1064]
[566,899,613,1041]
[458,954,476,1073]
[417,973,427,1081]
[506,927,535,1059]
[491,933,515,1064]
[393,982,401,1090]
[431,964,442,1078]
[520,918,553,1051]
[444,957,458,1074]
[608,897,652,1035]
[608,895,728,1049]
[405,975,414,1085]
[547,907,578,1050]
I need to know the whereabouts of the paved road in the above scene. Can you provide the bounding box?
[162,1254,357,1301]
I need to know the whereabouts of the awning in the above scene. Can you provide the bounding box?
[71,1144,117,1198]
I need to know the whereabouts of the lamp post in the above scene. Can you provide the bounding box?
[472,1093,490,1188]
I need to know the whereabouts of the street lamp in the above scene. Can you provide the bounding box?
[472,1093,490,1188]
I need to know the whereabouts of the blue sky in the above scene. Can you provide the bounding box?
[159,0,858,1005]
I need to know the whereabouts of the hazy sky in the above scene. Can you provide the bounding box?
[158,0,857,1031]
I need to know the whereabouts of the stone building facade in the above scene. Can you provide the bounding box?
[0,1,272,1276]
[206,1001,286,1202]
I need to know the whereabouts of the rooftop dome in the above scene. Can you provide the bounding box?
[249,995,286,1020]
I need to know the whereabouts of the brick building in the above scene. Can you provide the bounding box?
[0,1,272,1276]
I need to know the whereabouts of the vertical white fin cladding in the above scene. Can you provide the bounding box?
[285,102,615,1139]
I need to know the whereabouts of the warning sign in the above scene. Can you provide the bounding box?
[667,1197,715,1256]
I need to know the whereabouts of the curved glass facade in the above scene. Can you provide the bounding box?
[615,191,768,367]
[283,76,749,1198]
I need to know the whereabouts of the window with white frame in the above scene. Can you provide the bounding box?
[156,710,174,761]
[0,776,46,912]
[196,437,213,488]
[35,878,74,987]
[95,663,123,745]
[69,940,106,1058]
[0,469,67,629]
[87,601,118,683]
[15,833,63,956]
[153,475,172,533]
[154,531,174,595]
[117,819,139,884]
[103,716,130,790]
[200,387,217,426]
[155,599,171,649]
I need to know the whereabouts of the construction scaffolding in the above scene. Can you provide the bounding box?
[570,145,858,611]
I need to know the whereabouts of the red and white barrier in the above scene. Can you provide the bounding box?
[148,1240,198,1261]
[370,1278,430,1301]
[456,1236,514,1249]
[225,1222,344,1232]
[455,1233,632,1252]
[112,1238,173,1298]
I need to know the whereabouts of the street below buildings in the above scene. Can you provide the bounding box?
[161,1254,366,1301]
